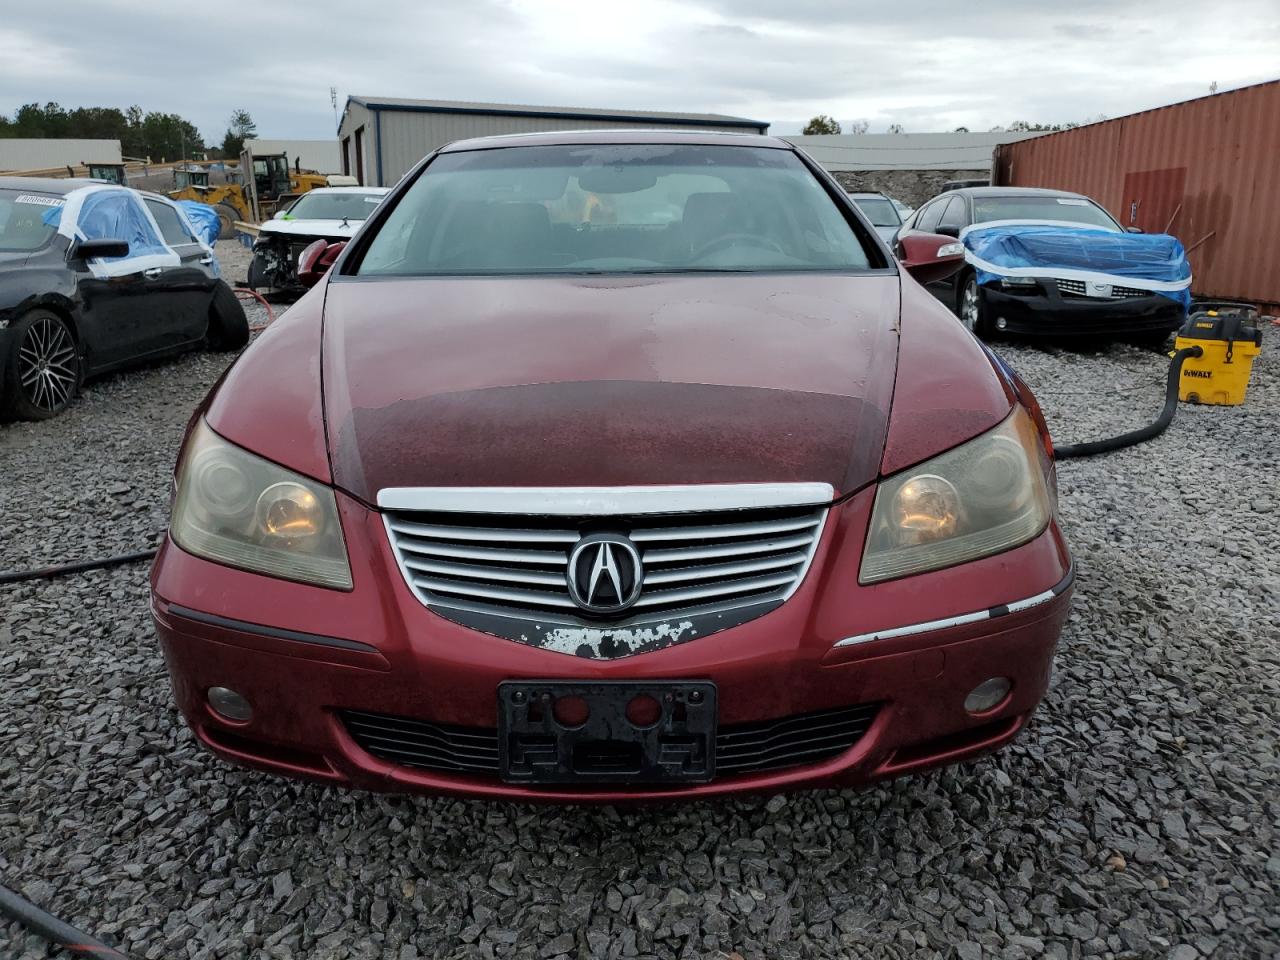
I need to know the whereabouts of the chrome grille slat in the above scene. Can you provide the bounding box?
[630,571,798,609]
[642,533,814,564]
[411,576,579,609]
[643,551,808,585]
[395,537,569,566]
[389,518,579,544]
[402,557,565,587]
[631,516,820,543]
[383,496,828,642]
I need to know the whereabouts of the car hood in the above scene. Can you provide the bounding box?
[320,273,902,503]
[260,218,365,239]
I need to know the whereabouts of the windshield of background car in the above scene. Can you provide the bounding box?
[354,144,872,275]
[283,191,384,220]
[852,197,901,227]
[972,196,1121,231]
[0,189,63,251]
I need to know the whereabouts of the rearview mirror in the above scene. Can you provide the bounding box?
[898,233,965,285]
[298,239,347,287]
[933,224,960,238]
[73,237,130,260]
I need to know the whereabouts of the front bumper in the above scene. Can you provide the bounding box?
[150,487,1074,801]
[981,283,1185,336]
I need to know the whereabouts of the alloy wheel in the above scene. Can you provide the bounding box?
[18,315,78,412]
[960,280,979,332]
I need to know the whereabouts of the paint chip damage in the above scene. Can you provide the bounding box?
[534,620,698,658]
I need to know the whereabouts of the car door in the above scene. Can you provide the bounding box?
[144,197,218,346]
[69,189,158,371]
[931,196,971,301]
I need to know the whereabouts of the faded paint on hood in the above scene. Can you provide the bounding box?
[320,273,902,503]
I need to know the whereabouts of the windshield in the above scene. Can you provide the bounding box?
[282,191,384,221]
[0,189,63,251]
[355,144,871,276]
[972,195,1120,231]
[852,197,901,227]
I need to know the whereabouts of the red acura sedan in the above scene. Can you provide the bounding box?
[150,131,1073,800]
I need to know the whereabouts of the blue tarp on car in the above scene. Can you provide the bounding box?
[962,222,1193,309]
[176,200,221,245]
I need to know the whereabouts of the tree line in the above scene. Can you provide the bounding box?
[802,115,1107,135]
[0,102,260,163]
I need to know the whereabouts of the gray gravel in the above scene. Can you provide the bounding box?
[2,285,1278,959]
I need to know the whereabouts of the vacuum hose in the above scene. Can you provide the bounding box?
[0,549,157,587]
[0,882,130,959]
[1054,345,1203,460]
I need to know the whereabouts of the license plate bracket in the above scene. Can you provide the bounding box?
[497,680,716,784]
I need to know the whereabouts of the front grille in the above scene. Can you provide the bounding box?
[341,704,878,780]
[383,503,827,654]
[1056,278,1149,299]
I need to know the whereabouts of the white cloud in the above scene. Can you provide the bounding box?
[0,0,1276,141]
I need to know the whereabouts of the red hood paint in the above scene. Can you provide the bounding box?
[320,274,901,503]
[879,274,1014,475]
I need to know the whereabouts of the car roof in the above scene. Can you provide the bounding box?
[438,128,790,153]
[946,186,1092,200]
[302,186,390,195]
[0,176,101,195]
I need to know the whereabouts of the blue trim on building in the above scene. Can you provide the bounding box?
[353,98,768,132]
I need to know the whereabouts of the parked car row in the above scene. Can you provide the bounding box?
[0,177,248,420]
[888,185,1191,342]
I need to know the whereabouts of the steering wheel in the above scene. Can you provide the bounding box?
[692,233,785,260]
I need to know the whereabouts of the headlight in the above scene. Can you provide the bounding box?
[861,406,1052,583]
[170,420,353,589]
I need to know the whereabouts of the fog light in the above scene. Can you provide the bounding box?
[964,677,1011,714]
[208,686,253,722]
[996,317,1009,330]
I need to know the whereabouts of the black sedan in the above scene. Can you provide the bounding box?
[896,186,1186,341]
[0,177,248,421]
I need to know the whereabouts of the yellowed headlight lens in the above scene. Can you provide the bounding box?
[257,482,324,540]
[892,475,959,544]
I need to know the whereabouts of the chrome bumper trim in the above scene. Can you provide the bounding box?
[834,565,1074,648]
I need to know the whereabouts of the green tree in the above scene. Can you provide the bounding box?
[802,114,841,135]
[221,108,257,158]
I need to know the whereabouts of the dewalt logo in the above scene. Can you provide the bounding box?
[1183,369,1212,379]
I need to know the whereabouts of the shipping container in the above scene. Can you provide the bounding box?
[994,79,1280,308]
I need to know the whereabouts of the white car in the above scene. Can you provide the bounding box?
[248,186,389,293]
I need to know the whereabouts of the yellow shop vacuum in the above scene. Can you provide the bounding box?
[1175,302,1264,406]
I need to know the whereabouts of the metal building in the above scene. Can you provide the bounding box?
[0,138,123,174]
[994,79,1280,308]
[784,131,1041,206]
[336,97,769,187]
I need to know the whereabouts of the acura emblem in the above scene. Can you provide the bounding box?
[567,533,643,614]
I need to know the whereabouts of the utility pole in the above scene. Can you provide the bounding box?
[330,87,339,131]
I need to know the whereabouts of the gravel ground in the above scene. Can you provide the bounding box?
[2,270,1277,959]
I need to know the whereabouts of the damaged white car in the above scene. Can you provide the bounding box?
[247,186,388,295]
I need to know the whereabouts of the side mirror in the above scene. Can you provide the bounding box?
[898,233,965,285]
[72,238,130,260]
[1125,226,1144,234]
[297,240,346,287]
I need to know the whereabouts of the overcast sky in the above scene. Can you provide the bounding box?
[2,0,1277,144]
